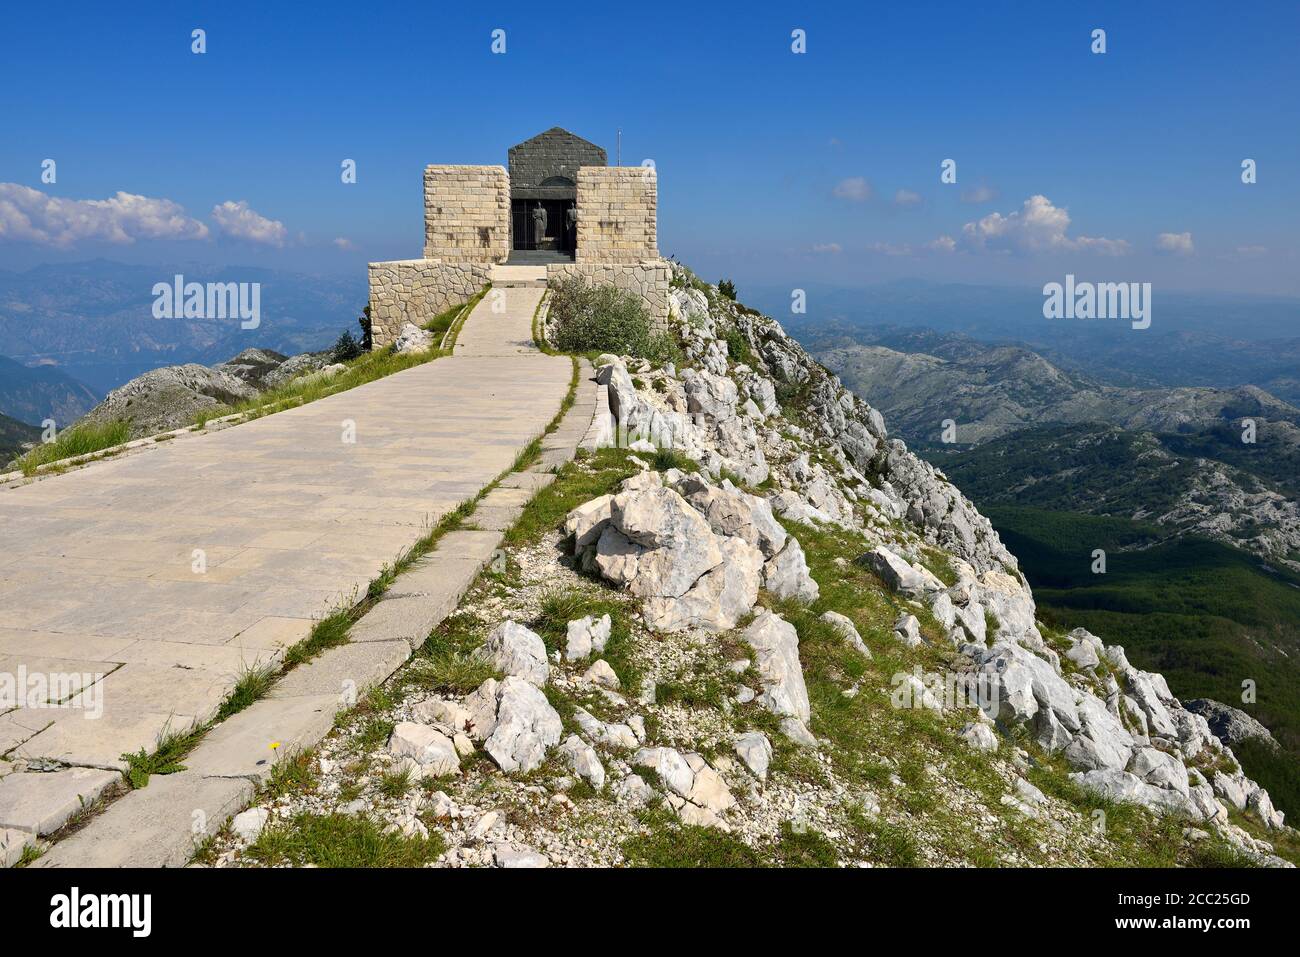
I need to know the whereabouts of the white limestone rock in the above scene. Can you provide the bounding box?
[394,321,435,354]
[892,613,923,648]
[461,677,500,742]
[820,610,871,657]
[860,545,929,598]
[763,537,819,602]
[675,474,787,557]
[961,722,999,752]
[231,807,270,844]
[473,619,549,687]
[564,613,612,661]
[493,843,550,868]
[581,659,621,690]
[483,677,562,774]
[557,735,606,790]
[734,731,773,781]
[388,722,460,776]
[643,534,763,632]
[741,610,811,724]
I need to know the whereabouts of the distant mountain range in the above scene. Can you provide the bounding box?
[769,278,1300,405]
[807,329,1300,569]
[0,259,366,394]
[0,409,39,465]
[0,353,99,427]
[815,334,1300,446]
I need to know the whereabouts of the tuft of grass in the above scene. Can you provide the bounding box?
[282,606,352,669]
[243,812,445,867]
[378,765,415,800]
[16,419,132,476]
[413,650,497,695]
[215,661,279,722]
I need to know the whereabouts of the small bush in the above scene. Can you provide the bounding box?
[548,277,677,363]
[357,305,373,351]
[331,330,364,363]
[718,278,737,300]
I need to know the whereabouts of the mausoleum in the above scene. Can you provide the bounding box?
[368,127,670,348]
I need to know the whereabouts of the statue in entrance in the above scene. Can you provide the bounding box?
[565,204,577,251]
[532,203,547,247]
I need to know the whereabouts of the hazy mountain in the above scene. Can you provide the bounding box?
[0,260,366,393]
[930,423,1300,569]
[769,279,1300,404]
[0,353,100,426]
[0,409,40,465]
[815,338,1300,447]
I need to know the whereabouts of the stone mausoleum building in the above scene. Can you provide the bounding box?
[368,127,670,348]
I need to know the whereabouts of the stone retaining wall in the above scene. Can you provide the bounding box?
[576,167,658,263]
[368,259,490,348]
[547,259,672,331]
[423,165,511,262]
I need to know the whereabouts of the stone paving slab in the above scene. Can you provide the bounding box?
[179,694,343,784]
[0,766,119,835]
[1,827,34,867]
[33,772,255,868]
[270,640,411,699]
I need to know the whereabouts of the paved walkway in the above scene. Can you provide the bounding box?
[0,286,569,860]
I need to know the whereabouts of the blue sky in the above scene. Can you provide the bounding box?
[3,0,1298,294]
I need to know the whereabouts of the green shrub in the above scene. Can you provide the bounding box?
[357,305,373,351]
[548,277,676,363]
[718,278,737,300]
[331,330,363,363]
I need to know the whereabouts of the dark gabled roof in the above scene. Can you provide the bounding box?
[509,127,604,154]
[508,128,607,195]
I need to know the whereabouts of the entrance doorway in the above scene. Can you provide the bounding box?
[511,198,576,256]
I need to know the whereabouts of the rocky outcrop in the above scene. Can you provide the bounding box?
[566,264,1289,856]
[1184,699,1278,750]
[74,346,340,439]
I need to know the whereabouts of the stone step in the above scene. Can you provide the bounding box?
[490,264,548,287]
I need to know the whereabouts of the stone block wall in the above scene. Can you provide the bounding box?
[423,165,511,262]
[547,259,672,331]
[576,167,658,263]
[367,259,490,348]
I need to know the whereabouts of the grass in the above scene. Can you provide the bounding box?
[773,822,840,867]
[214,662,279,722]
[243,812,445,867]
[622,815,768,867]
[378,765,415,800]
[15,419,132,476]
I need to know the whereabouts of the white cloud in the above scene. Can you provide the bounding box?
[211,200,288,247]
[960,184,997,204]
[332,237,354,250]
[811,242,842,254]
[869,241,914,256]
[893,189,922,208]
[1155,231,1194,255]
[1235,245,1267,258]
[832,177,872,202]
[0,183,209,248]
[928,235,957,253]
[955,195,1129,256]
